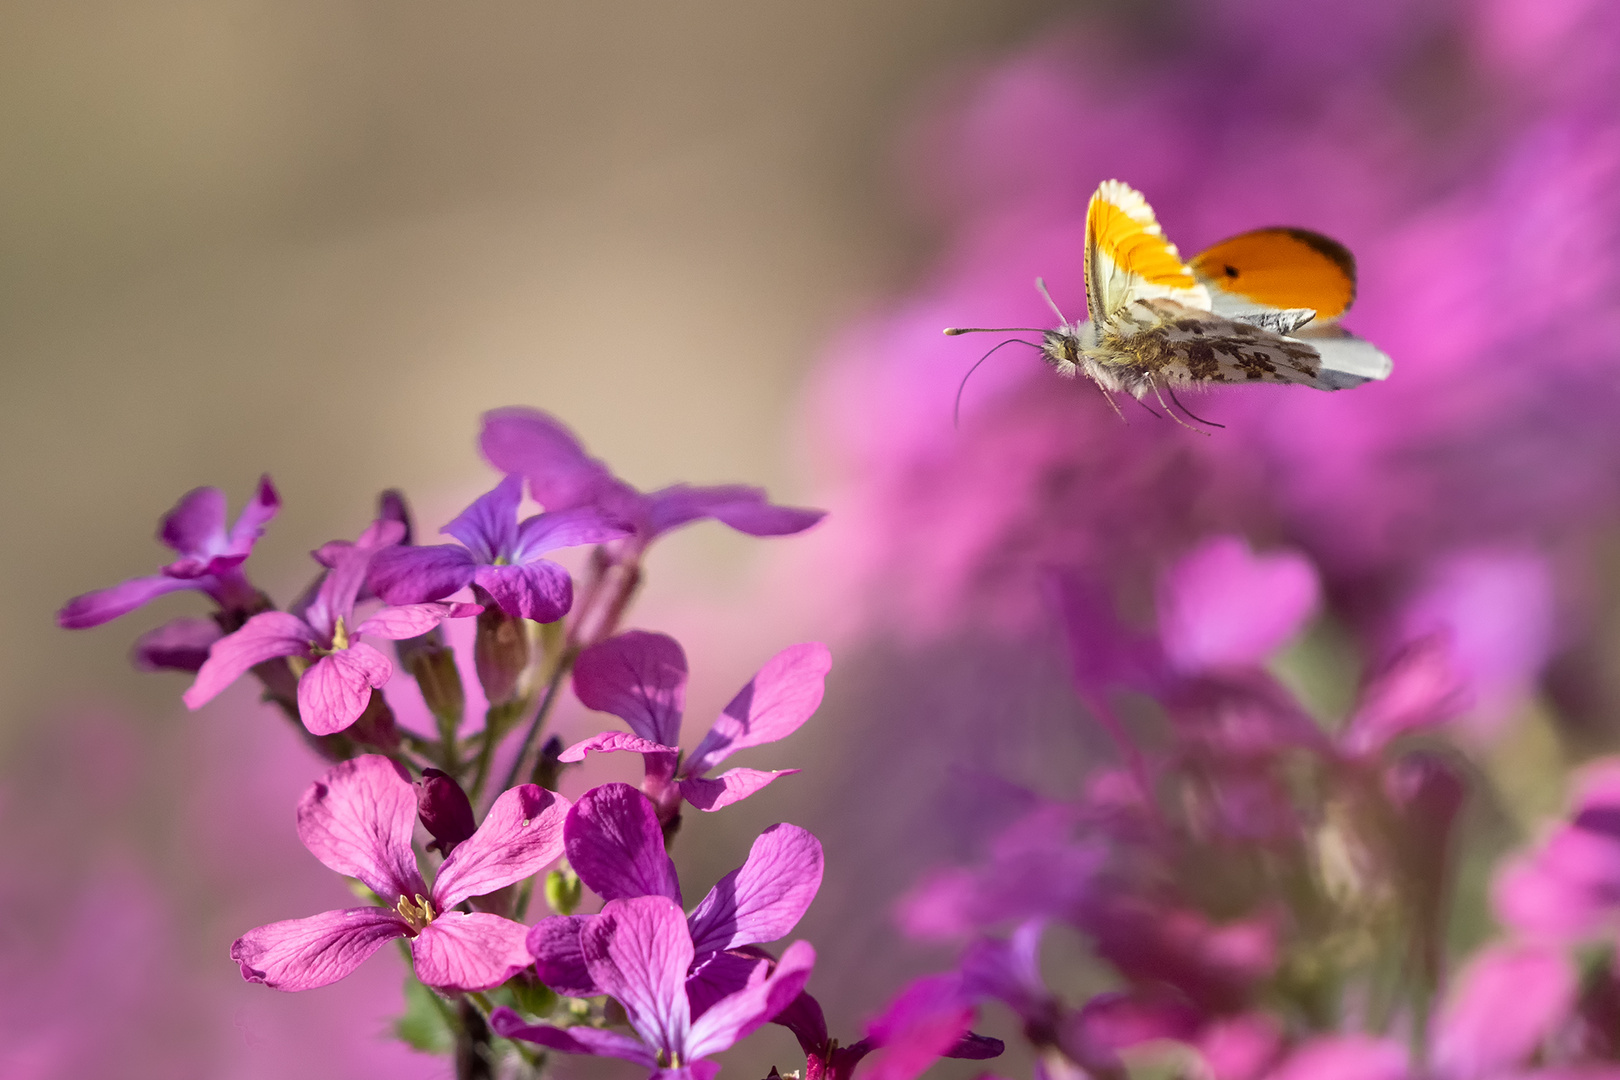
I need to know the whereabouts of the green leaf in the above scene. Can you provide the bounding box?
[394,973,455,1055]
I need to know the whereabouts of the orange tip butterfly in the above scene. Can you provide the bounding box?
[946,180,1392,423]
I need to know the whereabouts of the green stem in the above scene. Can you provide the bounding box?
[496,656,574,800]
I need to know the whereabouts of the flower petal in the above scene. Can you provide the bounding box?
[132,616,222,672]
[527,915,600,997]
[366,544,478,605]
[860,973,974,1080]
[685,939,815,1060]
[473,560,573,622]
[558,731,678,762]
[564,783,682,903]
[183,610,311,709]
[355,601,482,640]
[1433,941,1577,1080]
[434,785,570,908]
[1265,1036,1407,1080]
[513,505,633,560]
[581,896,694,1054]
[686,643,830,776]
[680,768,797,812]
[296,644,392,736]
[686,949,771,1019]
[295,755,428,902]
[479,406,621,511]
[1157,536,1320,674]
[411,911,533,991]
[224,474,282,556]
[643,484,826,540]
[573,631,689,746]
[230,906,405,991]
[57,573,197,629]
[302,520,404,639]
[158,486,228,558]
[490,1008,655,1064]
[1342,635,1471,755]
[687,824,823,954]
[443,474,523,564]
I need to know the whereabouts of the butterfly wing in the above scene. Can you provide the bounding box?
[1135,301,1380,392]
[1084,180,1210,324]
[1190,227,1357,322]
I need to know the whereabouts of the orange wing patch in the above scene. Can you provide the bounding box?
[1191,228,1357,321]
[1084,181,1209,323]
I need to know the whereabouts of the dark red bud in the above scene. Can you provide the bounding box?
[417,768,477,856]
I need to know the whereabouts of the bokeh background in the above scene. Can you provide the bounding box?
[7,0,1620,1077]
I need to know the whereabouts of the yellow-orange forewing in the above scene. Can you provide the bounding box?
[1084,180,1210,322]
[1191,227,1357,321]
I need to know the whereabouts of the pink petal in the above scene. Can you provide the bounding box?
[680,768,796,812]
[573,631,689,746]
[564,783,682,903]
[1342,635,1472,755]
[433,785,569,908]
[355,601,481,640]
[366,544,478,605]
[558,730,677,763]
[685,939,815,1060]
[490,1008,656,1063]
[472,560,573,622]
[643,484,825,540]
[443,475,523,564]
[410,911,533,992]
[582,896,695,1053]
[479,406,620,511]
[527,915,599,997]
[158,486,228,556]
[686,642,831,776]
[132,616,222,672]
[296,644,392,736]
[513,505,633,559]
[230,906,405,991]
[1157,536,1320,674]
[860,973,973,1080]
[1434,941,1576,1080]
[183,610,312,709]
[57,573,196,629]
[295,755,428,902]
[224,474,281,555]
[686,823,824,954]
[1266,1036,1407,1080]
[304,519,404,638]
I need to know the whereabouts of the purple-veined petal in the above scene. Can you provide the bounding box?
[643,484,826,540]
[443,474,523,564]
[297,644,392,736]
[57,574,197,629]
[230,906,406,991]
[480,406,621,511]
[686,949,771,1020]
[685,939,815,1060]
[356,601,482,640]
[1157,536,1320,674]
[295,755,428,902]
[582,896,695,1054]
[564,783,682,903]
[411,911,533,991]
[686,643,830,776]
[303,519,405,638]
[224,474,281,556]
[367,544,478,605]
[687,824,823,954]
[490,1008,656,1064]
[559,731,678,762]
[659,1066,722,1080]
[513,505,634,561]
[158,486,228,557]
[573,631,689,746]
[472,560,573,622]
[434,785,569,908]
[680,768,796,812]
[132,616,223,672]
[528,915,600,997]
[1433,942,1576,1080]
[183,610,312,709]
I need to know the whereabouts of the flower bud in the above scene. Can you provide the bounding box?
[545,866,582,916]
[416,768,477,857]
[472,586,530,705]
[398,633,465,744]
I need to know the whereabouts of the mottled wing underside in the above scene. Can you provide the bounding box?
[1191,227,1357,322]
[1084,180,1210,323]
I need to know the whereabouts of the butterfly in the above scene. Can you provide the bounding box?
[947,180,1392,422]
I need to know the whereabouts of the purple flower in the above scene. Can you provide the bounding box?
[367,473,631,621]
[230,755,569,992]
[1432,941,1578,1080]
[1494,759,1620,941]
[480,407,826,552]
[493,894,816,1080]
[1156,536,1320,677]
[561,631,832,817]
[183,519,480,735]
[57,475,279,630]
[773,982,1003,1080]
[526,782,824,1006]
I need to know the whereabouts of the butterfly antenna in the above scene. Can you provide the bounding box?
[1166,385,1225,429]
[1035,277,1070,325]
[953,338,1041,428]
[944,326,1049,335]
[1148,378,1209,436]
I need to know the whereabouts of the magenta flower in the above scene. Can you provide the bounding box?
[1431,941,1578,1080]
[493,894,816,1080]
[367,473,631,621]
[230,755,569,993]
[527,782,823,1008]
[561,631,832,817]
[1494,759,1620,942]
[57,475,280,629]
[183,519,480,735]
[1156,537,1320,677]
[773,982,1002,1080]
[480,406,826,552]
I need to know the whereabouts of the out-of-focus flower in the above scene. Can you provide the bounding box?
[1157,536,1319,676]
[57,475,279,629]
[562,631,831,819]
[183,520,479,735]
[1494,759,1620,941]
[230,755,568,992]
[493,894,816,1080]
[773,983,1003,1080]
[367,473,631,621]
[1431,941,1578,1080]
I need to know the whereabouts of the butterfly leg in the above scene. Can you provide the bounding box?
[1148,376,1210,436]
